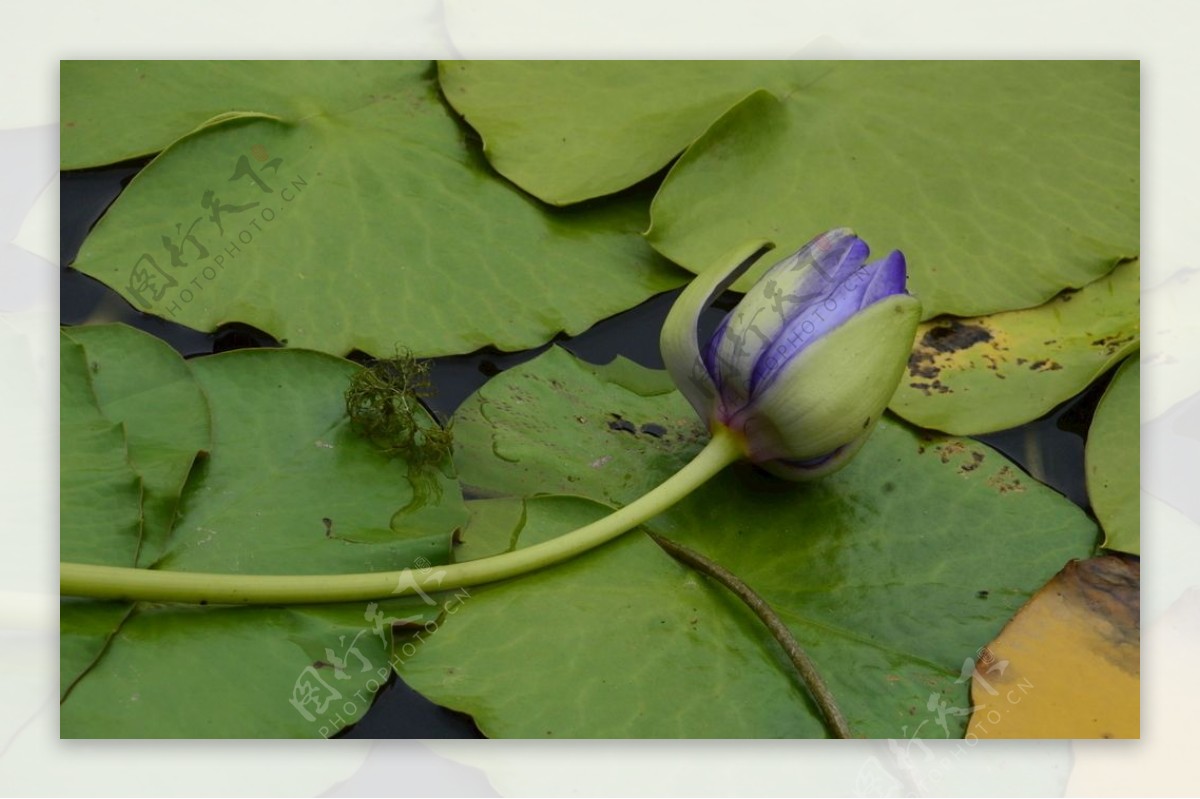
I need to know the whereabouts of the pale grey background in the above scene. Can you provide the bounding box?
[2,1,1194,795]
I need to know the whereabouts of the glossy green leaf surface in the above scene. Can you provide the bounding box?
[163,348,467,574]
[438,62,1137,317]
[438,61,828,205]
[64,61,685,357]
[889,259,1140,435]
[1086,354,1140,554]
[398,348,1100,737]
[59,601,133,701]
[399,494,830,737]
[59,334,142,568]
[62,600,439,738]
[60,335,467,736]
[61,61,423,170]
[63,324,212,565]
[645,63,1138,318]
[60,326,210,699]
[453,348,700,506]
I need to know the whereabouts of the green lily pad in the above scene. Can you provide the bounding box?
[398,347,1099,737]
[1086,354,1140,554]
[59,600,134,701]
[59,323,211,695]
[398,494,831,737]
[60,340,468,736]
[161,348,468,574]
[453,347,706,505]
[451,498,527,563]
[888,259,1140,435]
[438,60,829,205]
[62,600,440,738]
[61,61,430,170]
[645,63,1138,319]
[64,61,685,357]
[63,324,212,566]
[59,333,142,568]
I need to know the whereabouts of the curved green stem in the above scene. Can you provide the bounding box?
[60,428,743,605]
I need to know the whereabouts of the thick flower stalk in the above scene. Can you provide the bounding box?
[60,228,919,606]
[662,228,921,479]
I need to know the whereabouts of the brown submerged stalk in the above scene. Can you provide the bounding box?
[648,532,854,739]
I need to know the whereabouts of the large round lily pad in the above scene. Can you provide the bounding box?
[647,64,1138,319]
[396,347,1100,737]
[63,61,686,357]
[60,331,468,736]
[436,61,1138,319]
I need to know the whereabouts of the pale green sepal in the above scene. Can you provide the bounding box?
[756,423,873,481]
[740,294,921,462]
[659,239,773,421]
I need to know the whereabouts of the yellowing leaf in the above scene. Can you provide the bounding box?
[967,555,1139,739]
[889,259,1139,435]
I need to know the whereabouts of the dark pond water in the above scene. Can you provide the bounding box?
[60,162,1109,738]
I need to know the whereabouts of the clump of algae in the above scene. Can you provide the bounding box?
[345,349,453,509]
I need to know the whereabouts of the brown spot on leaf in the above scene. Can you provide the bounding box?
[909,378,951,395]
[907,321,994,389]
[924,321,993,353]
[986,465,1025,493]
[1091,334,1136,356]
[936,441,966,463]
[958,451,985,474]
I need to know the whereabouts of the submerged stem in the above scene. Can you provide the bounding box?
[648,532,854,739]
[60,428,743,606]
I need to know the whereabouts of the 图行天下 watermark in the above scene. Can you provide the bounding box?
[125,145,310,318]
[286,556,470,737]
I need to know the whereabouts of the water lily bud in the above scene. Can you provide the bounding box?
[660,228,921,479]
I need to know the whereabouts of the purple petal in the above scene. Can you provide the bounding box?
[711,229,869,411]
[859,250,908,308]
[748,269,873,393]
[702,312,732,384]
[748,249,910,396]
[761,229,870,314]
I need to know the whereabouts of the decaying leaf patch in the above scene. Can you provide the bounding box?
[967,555,1139,739]
[890,260,1139,435]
